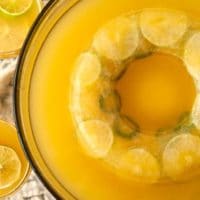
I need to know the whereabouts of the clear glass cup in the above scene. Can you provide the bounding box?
[0,120,30,198]
[0,0,42,59]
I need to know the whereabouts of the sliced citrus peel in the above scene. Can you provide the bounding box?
[77,120,113,158]
[0,0,33,16]
[120,148,160,183]
[140,9,188,47]
[184,32,200,81]
[0,145,21,189]
[93,16,139,61]
[74,52,101,87]
[162,134,200,180]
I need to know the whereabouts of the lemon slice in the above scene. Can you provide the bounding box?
[163,134,200,180]
[0,0,33,16]
[120,148,160,183]
[184,32,200,80]
[192,94,200,129]
[93,16,139,61]
[78,120,113,158]
[0,145,21,189]
[140,9,188,47]
[74,52,101,87]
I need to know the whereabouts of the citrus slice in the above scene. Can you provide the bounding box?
[93,16,139,61]
[184,32,200,80]
[120,148,160,183]
[71,77,113,124]
[0,145,21,189]
[78,120,113,158]
[140,9,188,47]
[192,94,200,129]
[162,134,200,180]
[0,0,33,16]
[74,52,101,87]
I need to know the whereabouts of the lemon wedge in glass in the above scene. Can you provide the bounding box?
[0,145,21,189]
[0,0,33,16]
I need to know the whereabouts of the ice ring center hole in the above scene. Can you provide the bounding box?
[116,53,196,133]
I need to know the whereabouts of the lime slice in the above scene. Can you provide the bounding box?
[78,120,113,158]
[74,52,101,87]
[93,16,139,61]
[0,145,21,189]
[0,0,33,16]
[120,148,160,183]
[140,9,188,47]
[163,134,200,180]
[71,76,113,124]
[192,94,200,129]
[184,32,200,80]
